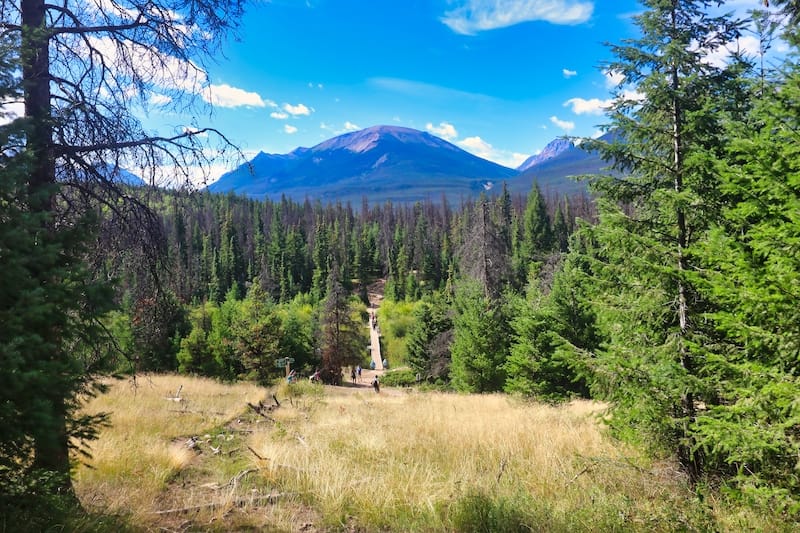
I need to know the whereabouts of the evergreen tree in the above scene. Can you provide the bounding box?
[406,293,453,379]
[0,130,113,506]
[449,281,509,392]
[318,262,365,384]
[581,0,748,481]
[520,182,553,264]
[177,303,219,376]
[458,195,511,298]
[690,52,800,507]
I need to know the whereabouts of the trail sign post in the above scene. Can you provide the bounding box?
[274,357,295,377]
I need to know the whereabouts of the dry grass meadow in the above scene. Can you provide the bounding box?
[72,375,782,532]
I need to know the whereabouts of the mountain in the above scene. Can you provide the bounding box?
[510,132,616,196]
[516,137,575,172]
[208,125,615,203]
[209,125,518,203]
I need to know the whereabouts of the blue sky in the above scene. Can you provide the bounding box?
[150,0,648,174]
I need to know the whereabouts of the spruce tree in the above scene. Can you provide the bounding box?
[580,0,748,481]
[691,47,800,506]
[319,262,365,384]
[449,281,509,392]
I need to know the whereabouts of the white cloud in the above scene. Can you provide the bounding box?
[563,68,577,78]
[604,69,625,88]
[85,36,267,110]
[344,121,360,131]
[202,84,266,108]
[283,102,312,116]
[0,100,24,125]
[426,121,459,140]
[564,97,611,115]
[550,115,575,131]
[182,126,208,138]
[442,0,594,35]
[458,136,528,168]
[699,35,762,68]
[148,93,172,105]
[284,124,298,134]
[270,111,289,119]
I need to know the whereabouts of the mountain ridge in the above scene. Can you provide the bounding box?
[208,125,610,202]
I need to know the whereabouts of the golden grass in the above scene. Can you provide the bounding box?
[249,390,693,531]
[74,374,266,520]
[73,376,787,531]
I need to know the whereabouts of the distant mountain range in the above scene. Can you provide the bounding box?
[208,126,613,203]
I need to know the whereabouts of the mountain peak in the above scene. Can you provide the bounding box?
[313,125,453,154]
[517,137,575,172]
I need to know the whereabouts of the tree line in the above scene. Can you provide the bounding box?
[3,0,800,526]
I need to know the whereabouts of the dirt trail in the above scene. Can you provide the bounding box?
[366,281,384,372]
[338,278,399,395]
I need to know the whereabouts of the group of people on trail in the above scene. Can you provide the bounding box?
[350,365,363,384]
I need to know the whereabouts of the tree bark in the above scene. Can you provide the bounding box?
[670,0,700,484]
[22,0,74,492]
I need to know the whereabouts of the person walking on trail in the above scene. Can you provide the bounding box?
[356,365,362,382]
[371,375,380,393]
[350,367,356,384]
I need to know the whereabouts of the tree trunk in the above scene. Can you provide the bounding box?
[22,0,74,493]
[670,0,700,484]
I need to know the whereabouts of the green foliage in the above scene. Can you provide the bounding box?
[449,281,509,392]
[504,280,586,402]
[687,60,800,509]
[319,263,367,383]
[0,129,115,492]
[129,290,188,372]
[578,0,753,483]
[379,368,418,387]
[377,299,419,364]
[177,302,219,376]
[405,292,454,380]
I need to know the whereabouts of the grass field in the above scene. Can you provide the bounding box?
[73,375,788,532]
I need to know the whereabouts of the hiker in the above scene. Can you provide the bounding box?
[351,367,356,383]
[370,360,376,370]
[382,358,388,369]
[356,365,362,382]
[310,369,321,383]
[372,375,380,393]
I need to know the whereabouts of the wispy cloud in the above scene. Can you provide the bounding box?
[321,121,362,135]
[458,136,528,168]
[369,77,494,103]
[284,124,298,134]
[562,68,577,78]
[442,0,594,35]
[426,121,458,140]
[564,97,610,115]
[283,102,312,116]
[550,115,575,131]
[270,111,289,120]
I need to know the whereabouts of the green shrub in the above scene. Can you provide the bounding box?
[379,368,418,387]
[448,490,540,533]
